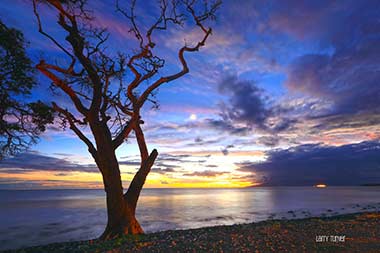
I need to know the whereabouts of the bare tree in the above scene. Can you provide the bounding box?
[32,0,220,240]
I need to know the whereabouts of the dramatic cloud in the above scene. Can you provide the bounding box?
[217,75,299,134]
[1,0,380,188]
[238,141,380,186]
[286,51,380,117]
[281,0,380,123]
[219,75,272,129]
[0,152,98,173]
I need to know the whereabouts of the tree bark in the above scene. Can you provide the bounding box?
[98,150,158,240]
[96,149,145,240]
[89,122,152,240]
[124,149,158,215]
[100,184,144,240]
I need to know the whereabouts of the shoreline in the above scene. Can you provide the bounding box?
[1,188,379,251]
[3,211,380,253]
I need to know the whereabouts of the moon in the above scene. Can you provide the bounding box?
[189,114,197,120]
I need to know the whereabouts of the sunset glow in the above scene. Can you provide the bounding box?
[0,0,379,189]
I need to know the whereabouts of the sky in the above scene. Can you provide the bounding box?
[0,0,380,189]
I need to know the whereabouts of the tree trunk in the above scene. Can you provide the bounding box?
[95,146,145,240]
[90,122,157,240]
[97,153,145,240]
[99,190,144,240]
[98,151,157,240]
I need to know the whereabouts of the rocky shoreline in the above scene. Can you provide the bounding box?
[3,212,380,253]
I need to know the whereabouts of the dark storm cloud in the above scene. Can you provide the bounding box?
[0,152,98,173]
[217,75,297,134]
[219,75,272,129]
[238,140,380,186]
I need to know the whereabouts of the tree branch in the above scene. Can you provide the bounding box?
[134,122,148,161]
[36,60,89,116]
[136,1,216,108]
[124,148,158,214]
[112,116,136,149]
[52,102,97,157]
[32,0,75,60]
[41,0,103,118]
[137,28,212,108]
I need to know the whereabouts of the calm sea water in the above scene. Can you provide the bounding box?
[0,187,380,250]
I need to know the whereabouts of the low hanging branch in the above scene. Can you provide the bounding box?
[32,0,221,240]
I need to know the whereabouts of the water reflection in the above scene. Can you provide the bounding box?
[0,187,379,250]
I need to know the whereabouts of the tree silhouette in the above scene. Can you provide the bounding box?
[0,20,53,159]
[32,0,220,239]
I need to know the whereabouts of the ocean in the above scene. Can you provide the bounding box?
[0,187,379,250]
